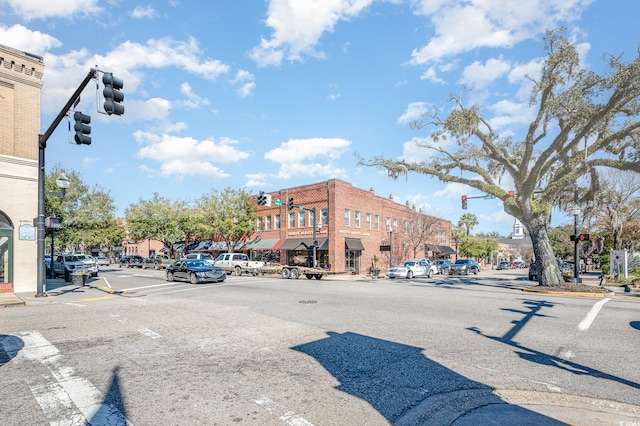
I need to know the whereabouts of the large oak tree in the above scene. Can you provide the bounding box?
[361,30,640,286]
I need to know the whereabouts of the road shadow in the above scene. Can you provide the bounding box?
[292,331,567,425]
[468,299,640,391]
[88,366,131,424]
[0,334,24,366]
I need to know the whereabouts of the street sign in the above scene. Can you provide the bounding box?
[379,245,391,251]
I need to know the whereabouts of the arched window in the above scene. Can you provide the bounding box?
[0,210,14,285]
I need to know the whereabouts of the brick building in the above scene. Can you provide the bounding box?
[0,44,44,293]
[246,179,453,274]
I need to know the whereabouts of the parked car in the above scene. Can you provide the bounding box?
[155,255,174,269]
[386,259,436,279]
[119,255,144,268]
[141,257,160,269]
[497,261,513,270]
[449,259,480,275]
[96,257,110,267]
[166,259,226,284]
[434,259,452,274]
[212,252,264,276]
[529,262,538,280]
[184,253,213,261]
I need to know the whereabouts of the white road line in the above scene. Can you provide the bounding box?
[64,302,86,307]
[98,275,112,289]
[136,328,162,339]
[578,298,611,331]
[121,282,177,292]
[16,331,132,426]
[255,396,315,426]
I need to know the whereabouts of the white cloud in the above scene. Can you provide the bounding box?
[244,173,270,187]
[400,136,439,163]
[460,56,511,89]
[250,0,374,66]
[0,0,101,20]
[178,82,211,109]
[264,137,351,179]
[135,132,250,179]
[231,70,255,98]
[32,36,231,114]
[409,0,592,67]
[0,24,61,54]
[397,101,428,125]
[130,6,156,19]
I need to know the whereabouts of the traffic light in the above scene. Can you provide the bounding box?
[103,72,124,116]
[257,191,266,206]
[461,195,467,210]
[571,234,590,241]
[287,197,294,210]
[73,111,91,145]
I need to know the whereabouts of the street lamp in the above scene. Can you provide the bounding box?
[570,206,582,284]
[44,172,71,281]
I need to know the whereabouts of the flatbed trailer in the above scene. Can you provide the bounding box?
[259,265,325,280]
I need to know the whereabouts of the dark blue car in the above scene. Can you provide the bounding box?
[166,259,226,284]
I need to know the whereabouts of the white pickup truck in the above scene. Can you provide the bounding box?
[212,253,264,276]
[52,254,99,282]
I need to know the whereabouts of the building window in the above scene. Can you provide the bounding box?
[393,219,398,233]
[321,208,328,226]
[298,211,306,227]
[265,216,272,231]
[274,214,280,230]
[344,209,350,226]
[386,217,391,232]
[355,211,361,228]
[403,220,408,233]
[310,209,316,227]
[375,215,380,230]
[366,213,371,229]
[289,212,295,228]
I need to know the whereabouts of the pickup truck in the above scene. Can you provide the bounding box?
[52,254,99,282]
[212,253,264,276]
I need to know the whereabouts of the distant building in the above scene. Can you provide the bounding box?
[0,44,44,293]
[247,179,454,274]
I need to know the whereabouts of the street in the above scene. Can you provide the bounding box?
[1,268,639,425]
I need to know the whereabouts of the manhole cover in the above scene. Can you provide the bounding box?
[299,300,317,304]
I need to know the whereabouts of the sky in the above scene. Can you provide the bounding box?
[1,0,638,236]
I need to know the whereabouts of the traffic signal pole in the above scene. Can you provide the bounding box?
[36,69,98,297]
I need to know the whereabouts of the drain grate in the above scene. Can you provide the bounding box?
[299,300,317,304]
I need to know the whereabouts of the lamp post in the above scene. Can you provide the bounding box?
[570,206,582,284]
[43,172,70,282]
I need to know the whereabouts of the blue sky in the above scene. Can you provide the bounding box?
[1,0,637,236]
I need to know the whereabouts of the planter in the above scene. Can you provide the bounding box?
[71,272,88,286]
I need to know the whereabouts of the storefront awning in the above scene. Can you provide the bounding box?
[428,244,457,255]
[345,238,364,250]
[244,238,282,250]
[279,237,328,251]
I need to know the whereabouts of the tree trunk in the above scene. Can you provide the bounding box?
[515,209,564,287]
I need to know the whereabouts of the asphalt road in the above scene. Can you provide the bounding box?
[1,267,639,425]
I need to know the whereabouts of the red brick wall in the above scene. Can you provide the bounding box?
[253,179,452,273]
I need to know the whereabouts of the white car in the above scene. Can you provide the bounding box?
[386,259,437,279]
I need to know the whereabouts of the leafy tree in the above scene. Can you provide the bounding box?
[360,30,640,286]
[195,187,258,253]
[45,166,122,253]
[458,213,479,237]
[125,193,193,259]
